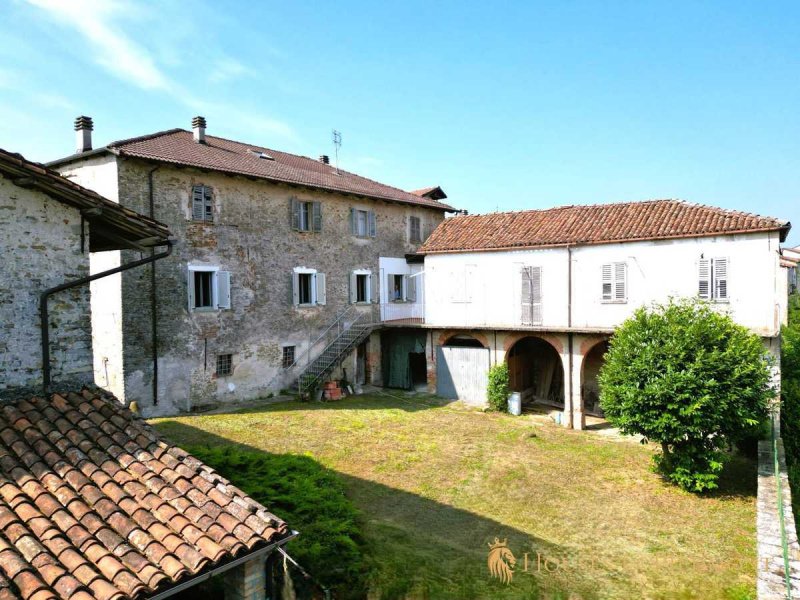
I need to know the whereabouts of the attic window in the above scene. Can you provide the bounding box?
[248,149,274,160]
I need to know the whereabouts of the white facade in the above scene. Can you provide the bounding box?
[424,231,787,337]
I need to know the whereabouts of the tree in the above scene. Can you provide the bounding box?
[598,298,773,492]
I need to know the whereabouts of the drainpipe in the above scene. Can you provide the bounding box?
[40,241,173,396]
[148,166,161,405]
[567,246,574,429]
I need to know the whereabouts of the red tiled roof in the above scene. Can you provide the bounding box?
[0,148,170,251]
[419,199,791,253]
[53,129,454,211]
[410,186,447,201]
[0,389,288,600]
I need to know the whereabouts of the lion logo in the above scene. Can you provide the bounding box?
[487,537,516,584]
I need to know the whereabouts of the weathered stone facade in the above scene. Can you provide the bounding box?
[58,155,446,415]
[0,172,93,395]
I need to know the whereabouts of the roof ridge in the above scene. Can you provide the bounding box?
[108,127,187,149]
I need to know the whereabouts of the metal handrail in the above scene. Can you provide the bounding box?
[288,305,358,373]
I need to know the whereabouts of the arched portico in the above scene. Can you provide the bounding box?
[505,336,565,407]
[581,340,610,416]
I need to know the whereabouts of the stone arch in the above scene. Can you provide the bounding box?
[438,330,489,348]
[580,338,610,416]
[505,335,565,407]
[503,331,564,355]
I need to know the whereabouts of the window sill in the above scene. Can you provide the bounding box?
[295,303,319,308]
[601,300,627,304]
[191,307,219,313]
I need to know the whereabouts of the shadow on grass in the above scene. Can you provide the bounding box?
[155,420,595,600]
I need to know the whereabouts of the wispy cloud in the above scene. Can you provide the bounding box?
[208,57,254,84]
[26,0,171,91]
[22,0,298,143]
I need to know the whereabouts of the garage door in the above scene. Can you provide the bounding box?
[436,346,490,406]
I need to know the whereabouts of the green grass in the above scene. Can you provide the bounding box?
[153,393,757,599]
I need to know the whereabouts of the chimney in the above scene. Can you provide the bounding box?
[192,116,206,143]
[319,155,330,164]
[74,116,93,153]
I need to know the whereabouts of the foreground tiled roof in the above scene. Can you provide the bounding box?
[419,199,791,253]
[0,390,288,600]
[52,129,454,211]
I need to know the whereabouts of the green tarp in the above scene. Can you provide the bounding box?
[382,330,426,389]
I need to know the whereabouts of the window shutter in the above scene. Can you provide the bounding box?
[350,208,357,235]
[614,263,627,301]
[714,258,728,300]
[602,264,613,300]
[406,275,416,302]
[371,273,379,304]
[187,270,195,310]
[192,186,205,221]
[368,211,376,237]
[521,267,533,325]
[216,271,231,309]
[312,202,322,232]
[698,259,711,299]
[291,272,300,306]
[530,266,542,324]
[290,199,300,230]
[349,272,357,304]
[316,273,327,305]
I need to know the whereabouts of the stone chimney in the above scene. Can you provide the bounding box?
[74,116,93,153]
[319,155,330,164]
[192,116,206,143]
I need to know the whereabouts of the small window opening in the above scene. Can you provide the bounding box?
[216,354,232,377]
[298,273,313,305]
[193,271,214,309]
[356,274,369,303]
[282,346,296,369]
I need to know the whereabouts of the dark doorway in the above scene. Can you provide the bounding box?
[409,352,427,388]
[356,342,367,385]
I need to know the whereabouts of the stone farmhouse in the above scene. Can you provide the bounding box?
[415,200,792,429]
[0,148,294,599]
[49,117,454,416]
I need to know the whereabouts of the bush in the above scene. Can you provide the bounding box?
[185,445,368,599]
[599,298,773,492]
[487,363,510,411]
[782,293,800,521]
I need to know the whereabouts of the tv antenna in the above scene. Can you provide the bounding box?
[332,129,341,173]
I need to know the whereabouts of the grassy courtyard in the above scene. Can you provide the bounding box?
[153,393,757,600]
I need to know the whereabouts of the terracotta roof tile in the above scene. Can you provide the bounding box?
[0,389,289,599]
[52,129,455,212]
[419,199,791,253]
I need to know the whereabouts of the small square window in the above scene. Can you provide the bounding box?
[216,354,232,377]
[282,346,295,369]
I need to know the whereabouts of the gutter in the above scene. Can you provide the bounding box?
[147,531,299,600]
[148,166,161,406]
[40,241,173,395]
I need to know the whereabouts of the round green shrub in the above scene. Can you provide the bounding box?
[487,363,511,412]
[599,298,773,492]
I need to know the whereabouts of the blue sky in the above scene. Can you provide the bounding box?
[1,0,798,245]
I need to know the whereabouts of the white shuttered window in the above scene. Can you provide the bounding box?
[521,266,542,325]
[187,266,231,311]
[191,185,213,222]
[292,268,326,306]
[699,257,729,301]
[601,262,627,302]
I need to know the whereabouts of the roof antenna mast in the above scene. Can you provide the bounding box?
[332,129,341,174]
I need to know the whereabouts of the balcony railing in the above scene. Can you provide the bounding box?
[373,302,425,325]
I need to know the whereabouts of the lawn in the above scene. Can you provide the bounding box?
[152,393,757,600]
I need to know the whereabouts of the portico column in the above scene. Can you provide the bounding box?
[571,339,585,431]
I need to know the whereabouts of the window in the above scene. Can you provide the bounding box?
[350,208,376,237]
[292,268,326,306]
[290,199,322,232]
[282,346,295,369]
[449,265,476,303]
[409,216,421,243]
[520,266,542,325]
[191,185,213,222]
[216,354,232,376]
[390,274,404,301]
[188,266,231,311]
[350,270,373,304]
[601,262,627,302]
[699,257,729,301]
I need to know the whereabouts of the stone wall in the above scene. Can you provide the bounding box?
[0,173,93,395]
[108,157,446,415]
[757,433,800,599]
